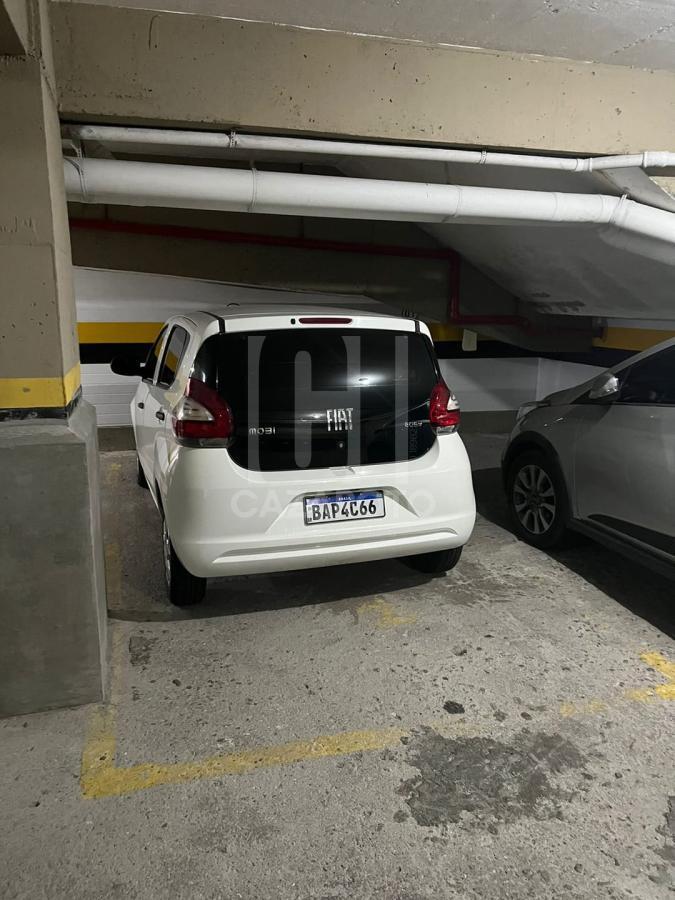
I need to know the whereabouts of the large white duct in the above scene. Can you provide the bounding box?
[64,157,675,262]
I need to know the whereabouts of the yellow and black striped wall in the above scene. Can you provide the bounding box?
[79,320,675,368]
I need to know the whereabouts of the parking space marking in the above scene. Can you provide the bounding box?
[356,597,417,629]
[560,650,675,717]
[559,699,608,718]
[104,542,122,612]
[82,718,407,800]
[83,613,673,800]
[626,651,675,702]
[103,461,123,487]
[81,627,409,800]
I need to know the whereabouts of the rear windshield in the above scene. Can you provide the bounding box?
[192,327,440,471]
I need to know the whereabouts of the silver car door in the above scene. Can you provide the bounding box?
[573,345,675,556]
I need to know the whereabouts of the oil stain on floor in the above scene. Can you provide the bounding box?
[398,727,587,828]
[657,796,675,867]
[128,634,158,668]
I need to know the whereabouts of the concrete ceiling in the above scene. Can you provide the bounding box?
[340,156,675,320]
[53,0,675,71]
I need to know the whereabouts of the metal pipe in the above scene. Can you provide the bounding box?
[64,155,675,262]
[63,157,632,225]
[67,125,675,173]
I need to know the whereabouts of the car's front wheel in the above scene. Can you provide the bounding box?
[162,518,206,606]
[507,450,569,549]
[402,546,463,574]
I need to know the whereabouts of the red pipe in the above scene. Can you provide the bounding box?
[445,241,592,337]
[69,216,528,329]
[445,251,528,329]
[69,217,457,262]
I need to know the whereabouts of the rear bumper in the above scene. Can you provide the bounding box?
[190,522,470,577]
[164,434,476,577]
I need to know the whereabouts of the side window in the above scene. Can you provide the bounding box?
[618,346,675,406]
[157,326,190,388]
[143,327,167,382]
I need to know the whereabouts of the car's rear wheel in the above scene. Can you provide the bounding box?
[507,450,569,549]
[136,455,149,489]
[402,546,463,574]
[162,518,206,606]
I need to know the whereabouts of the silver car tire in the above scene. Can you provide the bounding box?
[507,450,570,549]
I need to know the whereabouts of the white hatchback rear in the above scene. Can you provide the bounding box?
[113,306,476,605]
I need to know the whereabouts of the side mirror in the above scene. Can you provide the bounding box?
[111,356,145,377]
[588,372,619,401]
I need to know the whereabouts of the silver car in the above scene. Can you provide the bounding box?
[502,338,675,578]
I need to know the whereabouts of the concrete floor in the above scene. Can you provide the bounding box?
[2,434,674,899]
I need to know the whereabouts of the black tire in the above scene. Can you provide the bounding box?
[403,546,463,574]
[136,455,149,489]
[506,449,570,549]
[162,517,206,606]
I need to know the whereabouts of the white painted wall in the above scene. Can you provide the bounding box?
[534,358,603,400]
[439,357,540,412]
[82,365,138,427]
[439,356,604,414]
[75,266,388,321]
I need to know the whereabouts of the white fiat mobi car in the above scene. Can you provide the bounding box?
[111,306,476,605]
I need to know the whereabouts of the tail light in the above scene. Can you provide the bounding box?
[429,380,460,431]
[172,378,234,445]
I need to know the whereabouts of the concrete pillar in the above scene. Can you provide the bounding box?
[0,0,107,716]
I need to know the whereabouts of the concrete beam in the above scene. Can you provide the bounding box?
[0,0,29,54]
[51,3,675,155]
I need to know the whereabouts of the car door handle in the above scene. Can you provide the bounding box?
[137,401,145,409]
[155,410,165,421]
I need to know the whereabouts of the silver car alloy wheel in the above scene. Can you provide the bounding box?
[162,519,172,586]
[513,464,556,535]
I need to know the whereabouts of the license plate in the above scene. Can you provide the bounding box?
[303,490,385,525]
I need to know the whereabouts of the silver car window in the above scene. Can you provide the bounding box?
[157,325,190,388]
[618,345,675,406]
[143,327,167,383]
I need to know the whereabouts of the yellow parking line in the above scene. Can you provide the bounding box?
[82,628,406,800]
[561,649,675,715]
[356,596,417,629]
[81,705,118,794]
[82,720,406,799]
[81,642,674,800]
[625,650,675,702]
[559,699,608,718]
[640,650,675,683]
[104,543,122,613]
